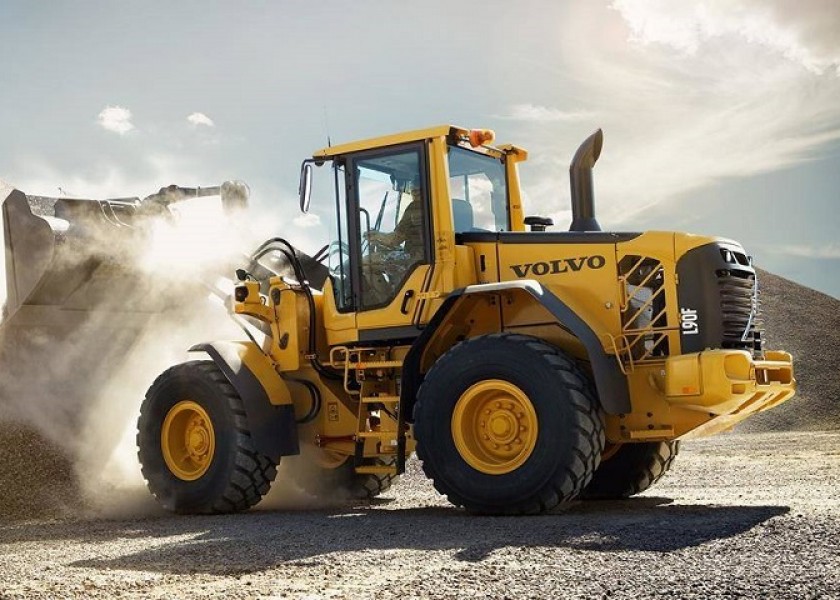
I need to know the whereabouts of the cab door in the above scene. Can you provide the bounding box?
[345,142,434,341]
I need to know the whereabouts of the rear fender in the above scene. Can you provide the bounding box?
[190,341,299,459]
[401,280,630,418]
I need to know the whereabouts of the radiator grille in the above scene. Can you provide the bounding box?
[717,268,763,355]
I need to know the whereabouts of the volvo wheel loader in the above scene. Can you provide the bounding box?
[137,125,796,515]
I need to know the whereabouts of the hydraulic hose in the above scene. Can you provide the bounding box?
[250,237,343,381]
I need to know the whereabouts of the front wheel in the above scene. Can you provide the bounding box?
[137,360,278,514]
[414,333,604,515]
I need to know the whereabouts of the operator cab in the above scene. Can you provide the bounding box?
[298,125,527,344]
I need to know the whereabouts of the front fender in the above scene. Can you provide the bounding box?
[190,341,299,459]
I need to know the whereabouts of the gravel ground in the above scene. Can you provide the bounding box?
[1,430,838,600]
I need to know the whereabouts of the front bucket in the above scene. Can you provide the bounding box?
[2,188,161,324]
[0,182,248,429]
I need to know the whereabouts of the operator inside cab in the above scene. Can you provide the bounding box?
[364,183,424,258]
[362,181,426,306]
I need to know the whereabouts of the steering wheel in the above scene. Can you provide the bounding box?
[327,240,351,276]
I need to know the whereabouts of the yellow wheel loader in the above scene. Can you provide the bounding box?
[137,126,796,515]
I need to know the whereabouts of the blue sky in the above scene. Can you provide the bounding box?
[1,0,838,297]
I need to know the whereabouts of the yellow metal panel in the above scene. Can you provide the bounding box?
[356,264,433,331]
[496,241,623,340]
[267,281,312,372]
[453,244,477,288]
[665,349,796,415]
[504,151,527,231]
[226,341,293,406]
[496,143,528,161]
[618,231,676,262]
[314,125,464,158]
[322,279,358,346]
[664,353,702,396]
[465,241,499,284]
[420,294,503,371]
[429,136,456,298]
[605,349,796,443]
[673,231,724,258]
[628,427,675,440]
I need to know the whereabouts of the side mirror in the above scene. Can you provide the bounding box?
[299,162,313,213]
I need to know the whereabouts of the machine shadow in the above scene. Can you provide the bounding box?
[0,498,789,575]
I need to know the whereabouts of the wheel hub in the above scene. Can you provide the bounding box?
[452,380,538,475]
[161,400,216,481]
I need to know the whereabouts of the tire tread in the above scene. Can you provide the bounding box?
[137,360,277,514]
[582,440,679,499]
[415,334,605,515]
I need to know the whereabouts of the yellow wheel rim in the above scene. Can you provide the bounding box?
[161,400,215,481]
[452,379,538,475]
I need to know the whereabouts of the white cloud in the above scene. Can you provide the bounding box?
[775,243,840,260]
[187,112,215,127]
[97,106,135,135]
[293,213,322,229]
[610,0,840,75]
[512,2,840,227]
[500,104,595,122]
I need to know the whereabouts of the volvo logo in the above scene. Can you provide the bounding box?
[509,255,606,278]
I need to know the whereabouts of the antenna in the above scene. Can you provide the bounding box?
[323,105,331,147]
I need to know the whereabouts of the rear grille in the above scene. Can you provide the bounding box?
[717,269,763,355]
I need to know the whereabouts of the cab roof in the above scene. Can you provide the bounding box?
[313,125,527,160]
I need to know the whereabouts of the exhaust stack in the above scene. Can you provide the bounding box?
[569,129,603,232]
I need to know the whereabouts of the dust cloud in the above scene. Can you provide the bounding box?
[0,185,319,520]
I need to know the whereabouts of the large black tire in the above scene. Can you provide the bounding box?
[284,450,398,500]
[137,360,278,514]
[414,333,604,515]
[581,441,679,499]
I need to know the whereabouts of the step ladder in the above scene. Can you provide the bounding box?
[330,347,407,477]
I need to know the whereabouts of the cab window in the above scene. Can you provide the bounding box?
[350,145,430,310]
[447,146,509,233]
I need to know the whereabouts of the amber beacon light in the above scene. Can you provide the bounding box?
[468,128,495,147]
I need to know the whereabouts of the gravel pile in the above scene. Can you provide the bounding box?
[740,268,840,432]
[0,422,79,521]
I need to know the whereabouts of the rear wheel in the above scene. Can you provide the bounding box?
[414,333,604,515]
[137,360,278,514]
[581,441,679,499]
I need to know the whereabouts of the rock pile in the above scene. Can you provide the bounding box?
[740,268,840,431]
[0,422,79,521]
